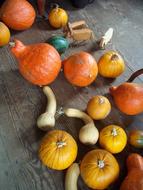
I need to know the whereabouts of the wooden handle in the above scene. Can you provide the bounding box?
[127,69,143,82]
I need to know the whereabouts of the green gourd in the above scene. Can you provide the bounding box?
[47,36,69,54]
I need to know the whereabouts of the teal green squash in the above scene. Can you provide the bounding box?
[47,36,69,54]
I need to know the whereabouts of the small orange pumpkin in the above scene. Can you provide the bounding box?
[80,149,119,189]
[98,51,125,78]
[0,0,36,30]
[10,39,61,86]
[63,52,98,87]
[87,95,111,120]
[0,22,10,47]
[39,130,78,170]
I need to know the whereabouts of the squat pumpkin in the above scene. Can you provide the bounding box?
[98,51,125,78]
[63,51,98,87]
[39,130,78,170]
[80,149,119,190]
[99,125,127,154]
[0,0,36,30]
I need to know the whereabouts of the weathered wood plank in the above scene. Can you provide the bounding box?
[0,0,143,190]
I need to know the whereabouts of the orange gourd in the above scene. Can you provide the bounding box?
[80,149,119,190]
[98,51,125,78]
[0,21,10,47]
[110,69,143,115]
[39,130,78,170]
[63,52,98,87]
[120,153,143,190]
[0,0,36,30]
[10,39,61,86]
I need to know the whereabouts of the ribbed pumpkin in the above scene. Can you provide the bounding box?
[10,39,61,86]
[47,36,69,54]
[39,130,78,170]
[0,0,36,30]
[98,51,125,78]
[129,130,143,148]
[99,125,127,154]
[48,5,68,28]
[80,149,119,189]
[0,22,10,47]
[63,52,98,87]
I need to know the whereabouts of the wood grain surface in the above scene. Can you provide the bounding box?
[0,0,143,189]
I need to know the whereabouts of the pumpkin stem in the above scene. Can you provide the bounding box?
[98,160,105,169]
[57,141,66,148]
[51,3,59,10]
[111,54,119,61]
[98,97,105,104]
[9,42,16,47]
[127,69,143,83]
[111,128,118,136]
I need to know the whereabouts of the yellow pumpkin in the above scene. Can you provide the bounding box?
[98,51,125,78]
[48,5,68,28]
[39,130,78,170]
[87,95,111,120]
[80,149,119,190]
[0,22,10,47]
[99,125,127,154]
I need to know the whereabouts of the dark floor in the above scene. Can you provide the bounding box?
[0,0,143,190]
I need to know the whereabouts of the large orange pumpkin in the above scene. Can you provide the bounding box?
[10,39,61,86]
[39,130,78,170]
[0,0,36,30]
[63,52,98,87]
[80,149,119,189]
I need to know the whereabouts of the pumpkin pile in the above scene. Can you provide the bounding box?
[0,0,143,190]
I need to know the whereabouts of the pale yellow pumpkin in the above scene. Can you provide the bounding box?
[87,95,111,120]
[48,5,68,28]
[39,130,78,170]
[99,125,127,154]
[98,51,125,78]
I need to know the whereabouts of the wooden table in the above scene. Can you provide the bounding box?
[0,0,143,189]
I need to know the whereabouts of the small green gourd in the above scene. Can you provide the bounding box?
[47,36,69,54]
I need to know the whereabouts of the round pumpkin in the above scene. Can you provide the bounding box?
[47,36,69,54]
[48,5,68,28]
[39,130,78,170]
[129,130,143,148]
[0,22,10,47]
[87,95,111,120]
[63,52,98,87]
[10,39,61,86]
[99,125,127,154]
[98,51,125,78]
[0,0,36,30]
[80,149,119,189]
